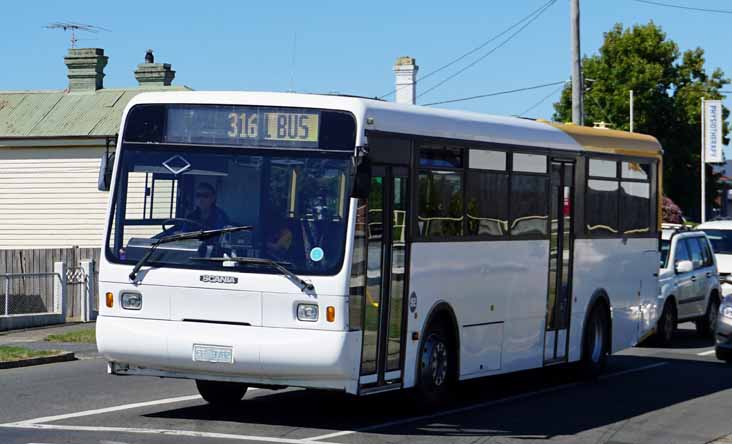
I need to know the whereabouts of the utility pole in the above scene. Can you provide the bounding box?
[571,0,583,125]
[629,90,634,132]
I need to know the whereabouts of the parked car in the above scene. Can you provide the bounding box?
[696,220,732,296]
[657,226,721,345]
[715,295,732,363]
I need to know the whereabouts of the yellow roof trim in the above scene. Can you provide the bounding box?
[548,122,662,158]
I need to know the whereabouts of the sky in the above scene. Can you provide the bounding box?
[3,0,732,126]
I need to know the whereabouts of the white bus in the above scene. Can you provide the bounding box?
[97,92,661,405]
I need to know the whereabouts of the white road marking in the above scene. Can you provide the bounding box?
[4,394,202,426]
[306,362,669,442]
[9,424,341,444]
[6,364,667,444]
[698,349,716,356]
[5,388,260,426]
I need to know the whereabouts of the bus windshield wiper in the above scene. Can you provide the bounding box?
[128,225,254,281]
[192,257,314,292]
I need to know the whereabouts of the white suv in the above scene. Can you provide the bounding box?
[696,220,732,296]
[657,226,721,345]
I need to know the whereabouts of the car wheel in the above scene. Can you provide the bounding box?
[696,297,719,338]
[416,321,455,406]
[580,305,609,378]
[656,300,676,346]
[195,380,248,407]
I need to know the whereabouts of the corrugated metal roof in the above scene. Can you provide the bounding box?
[0,86,191,138]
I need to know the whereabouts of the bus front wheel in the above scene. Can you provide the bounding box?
[416,321,455,406]
[195,380,248,406]
[580,304,609,378]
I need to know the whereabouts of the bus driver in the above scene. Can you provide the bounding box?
[184,182,231,231]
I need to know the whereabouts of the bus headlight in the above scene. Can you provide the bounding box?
[297,303,318,322]
[120,292,142,310]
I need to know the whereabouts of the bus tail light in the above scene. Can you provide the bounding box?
[105,292,114,308]
[326,306,335,323]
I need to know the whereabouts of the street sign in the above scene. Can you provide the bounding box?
[704,100,724,164]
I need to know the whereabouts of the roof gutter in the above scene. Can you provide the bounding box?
[0,135,111,148]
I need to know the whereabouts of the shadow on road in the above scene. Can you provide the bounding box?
[145,354,732,441]
[637,323,715,350]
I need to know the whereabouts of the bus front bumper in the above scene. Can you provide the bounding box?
[97,316,361,394]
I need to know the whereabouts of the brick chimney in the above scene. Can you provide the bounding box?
[64,48,108,93]
[134,49,175,87]
[393,56,418,105]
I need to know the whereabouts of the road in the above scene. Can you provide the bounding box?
[1,323,731,444]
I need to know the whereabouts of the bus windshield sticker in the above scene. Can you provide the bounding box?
[162,155,191,175]
[310,247,324,262]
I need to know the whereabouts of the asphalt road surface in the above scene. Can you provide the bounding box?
[1,322,731,444]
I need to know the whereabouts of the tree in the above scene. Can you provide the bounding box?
[553,22,729,219]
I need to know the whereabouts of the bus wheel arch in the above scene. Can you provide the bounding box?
[415,301,460,403]
[580,289,611,376]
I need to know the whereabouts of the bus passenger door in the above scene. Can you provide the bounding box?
[359,165,409,392]
[544,160,575,365]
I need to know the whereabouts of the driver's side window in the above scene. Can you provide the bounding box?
[674,239,690,268]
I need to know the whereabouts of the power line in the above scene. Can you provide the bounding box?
[632,0,732,14]
[418,0,558,100]
[518,83,567,116]
[423,80,566,107]
[379,0,557,100]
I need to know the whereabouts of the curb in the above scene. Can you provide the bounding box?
[0,351,76,369]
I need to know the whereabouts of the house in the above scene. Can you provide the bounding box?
[0,48,190,325]
[0,48,190,249]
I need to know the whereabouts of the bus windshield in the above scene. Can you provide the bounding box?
[699,229,732,255]
[106,145,352,276]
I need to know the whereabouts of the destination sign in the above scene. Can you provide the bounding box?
[164,106,322,148]
[124,104,355,151]
[225,111,319,144]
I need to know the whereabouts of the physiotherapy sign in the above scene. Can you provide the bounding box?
[704,100,724,164]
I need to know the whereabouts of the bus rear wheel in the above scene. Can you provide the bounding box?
[195,380,248,406]
[416,321,455,406]
[580,304,609,378]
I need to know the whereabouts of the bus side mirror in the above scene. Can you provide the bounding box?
[351,156,371,199]
[98,152,115,191]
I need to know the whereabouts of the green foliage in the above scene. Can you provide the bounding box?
[554,22,729,218]
[45,328,96,343]
[0,346,61,362]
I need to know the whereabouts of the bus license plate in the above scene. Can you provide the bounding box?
[192,344,233,364]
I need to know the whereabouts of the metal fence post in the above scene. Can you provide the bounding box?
[54,262,67,321]
[80,259,96,322]
[3,277,8,316]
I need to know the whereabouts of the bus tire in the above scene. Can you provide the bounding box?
[656,299,677,346]
[416,321,455,406]
[195,380,248,406]
[580,304,609,378]
[695,294,719,338]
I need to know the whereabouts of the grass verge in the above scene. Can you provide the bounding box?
[0,345,62,362]
[45,328,96,344]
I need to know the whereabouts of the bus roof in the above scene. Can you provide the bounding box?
[124,91,662,158]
